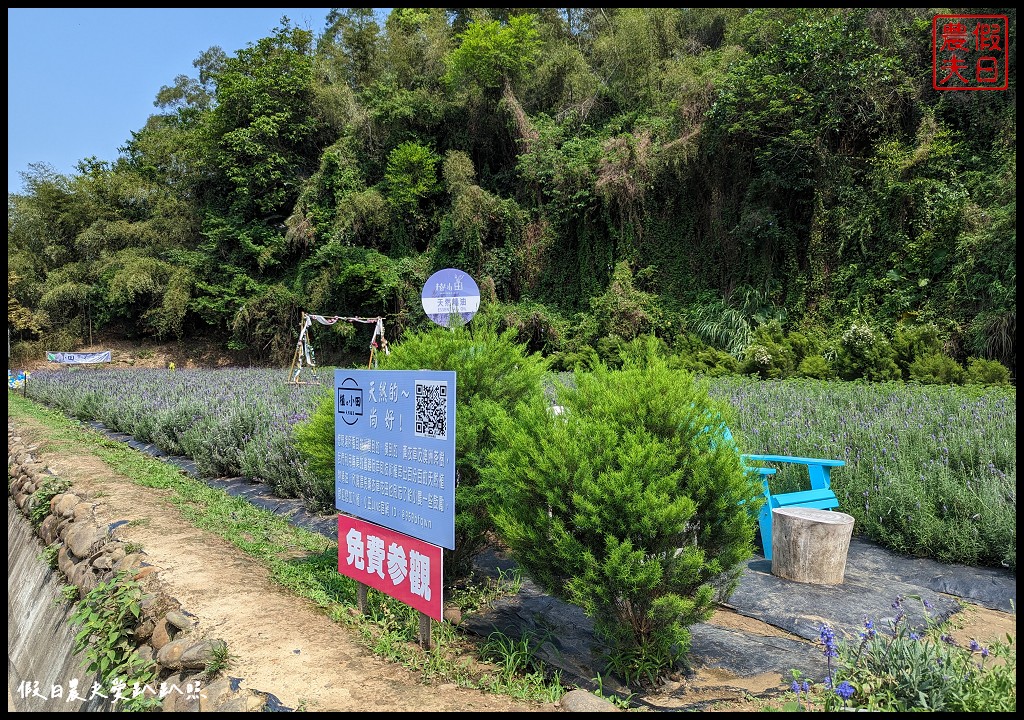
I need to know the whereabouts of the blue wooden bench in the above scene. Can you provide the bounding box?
[740,454,845,561]
[701,420,845,560]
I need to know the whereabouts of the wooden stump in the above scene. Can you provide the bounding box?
[771,507,855,585]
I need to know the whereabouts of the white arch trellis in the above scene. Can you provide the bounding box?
[287,312,389,384]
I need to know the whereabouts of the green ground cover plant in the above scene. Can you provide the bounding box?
[37,542,60,570]
[69,572,162,712]
[28,475,72,527]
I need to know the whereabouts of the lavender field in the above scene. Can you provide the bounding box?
[20,367,1016,571]
[22,367,330,505]
[708,377,1016,570]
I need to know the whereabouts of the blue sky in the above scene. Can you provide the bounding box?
[7,8,348,195]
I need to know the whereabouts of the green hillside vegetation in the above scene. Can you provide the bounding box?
[8,9,1016,384]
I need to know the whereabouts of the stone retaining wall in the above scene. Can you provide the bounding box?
[8,423,268,712]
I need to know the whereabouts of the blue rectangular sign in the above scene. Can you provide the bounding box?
[334,370,456,549]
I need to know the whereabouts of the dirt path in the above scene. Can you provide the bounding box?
[11,416,561,713]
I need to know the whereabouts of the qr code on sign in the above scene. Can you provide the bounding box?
[415,380,448,440]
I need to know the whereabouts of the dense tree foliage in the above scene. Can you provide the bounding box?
[8,8,1016,378]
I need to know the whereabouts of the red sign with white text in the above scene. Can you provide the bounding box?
[932,14,1009,90]
[337,514,443,621]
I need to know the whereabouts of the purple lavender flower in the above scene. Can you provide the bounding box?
[820,624,838,659]
[835,681,855,701]
[892,608,905,631]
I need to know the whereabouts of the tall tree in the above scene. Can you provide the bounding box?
[194,19,334,343]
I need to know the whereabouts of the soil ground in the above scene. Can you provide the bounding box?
[14,336,253,374]
[9,336,1016,711]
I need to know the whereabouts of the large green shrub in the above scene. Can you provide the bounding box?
[489,300,567,357]
[739,320,797,379]
[481,342,763,687]
[579,262,669,367]
[965,357,1012,386]
[892,322,944,379]
[669,333,741,377]
[290,393,339,511]
[795,354,833,380]
[545,344,601,373]
[295,317,547,585]
[908,352,967,385]
[834,321,901,381]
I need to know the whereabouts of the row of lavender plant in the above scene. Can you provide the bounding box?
[22,368,1015,570]
[24,368,332,507]
[710,377,1016,571]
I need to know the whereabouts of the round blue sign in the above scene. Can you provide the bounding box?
[421,269,480,327]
